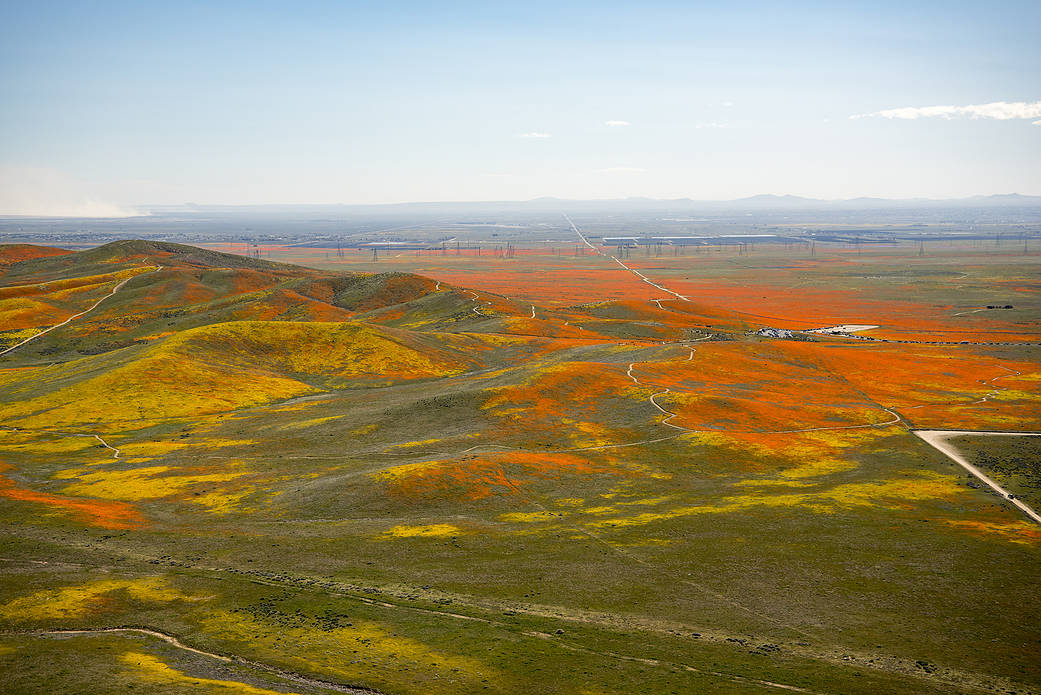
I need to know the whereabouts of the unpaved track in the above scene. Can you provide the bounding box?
[466,290,492,316]
[972,365,1020,406]
[626,350,902,438]
[647,389,689,430]
[0,265,161,358]
[914,430,1041,525]
[565,214,690,301]
[0,425,121,461]
[92,434,121,460]
[627,356,695,431]
[5,627,379,694]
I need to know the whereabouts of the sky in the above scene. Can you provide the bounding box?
[1,0,1039,215]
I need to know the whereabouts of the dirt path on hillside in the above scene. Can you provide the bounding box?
[91,434,120,459]
[623,347,902,440]
[0,265,162,358]
[914,430,1041,525]
[466,290,492,316]
[5,627,380,694]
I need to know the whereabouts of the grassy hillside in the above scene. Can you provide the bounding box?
[0,244,72,271]
[1,241,1040,695]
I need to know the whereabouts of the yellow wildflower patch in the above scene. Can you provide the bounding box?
[617,497,671,506]
[989,389,1041,402]
[0,435,102,457]
[588,472,964,529]
[383,523,461,538]
[189,487,257,515]
[734,479,816,488]
[115,441,192,457]
[384,437,443,450]
[278,415,344,431]
[498,511,559,523]
[62,466,247,501]
[376,460,442,481]
[196,609,494,689]
[0,327,43,344]
[118,438,255,460]
[120,652,303,695]
[0,577,195,621]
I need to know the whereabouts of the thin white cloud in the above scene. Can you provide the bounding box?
[693,122,730,129]
[597,167,646,174]
[516,132,552,138]
[605,120,630,127]
[851,100,1041,122]
[721,101,734,107]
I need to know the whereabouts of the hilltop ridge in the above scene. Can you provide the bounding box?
[1,240,301,283]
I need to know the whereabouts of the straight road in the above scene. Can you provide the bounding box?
[564,214,689,301]
[914,430,1041,525]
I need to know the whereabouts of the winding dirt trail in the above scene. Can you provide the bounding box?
[914,430,1041,525]
[465,290,492,317]
[8,627,380,694]
[626,353,696,432]
[0,425,122,461]
[92,434,121,460]
[971,365,1020,406]
[623,347,902,440]
[0,265,162,358]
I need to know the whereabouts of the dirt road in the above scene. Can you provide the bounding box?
[914,430,1041,525]
[0,265,161,358]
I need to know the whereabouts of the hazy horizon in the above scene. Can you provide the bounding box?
[2,1,1039,216]
[7,191,1041,221]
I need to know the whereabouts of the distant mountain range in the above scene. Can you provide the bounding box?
[703,193,1041,209]
[7,194,1039,221]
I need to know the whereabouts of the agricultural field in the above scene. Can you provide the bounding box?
[1,235,1040,695]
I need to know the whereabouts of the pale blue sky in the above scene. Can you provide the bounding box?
[1,1,1039,214]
